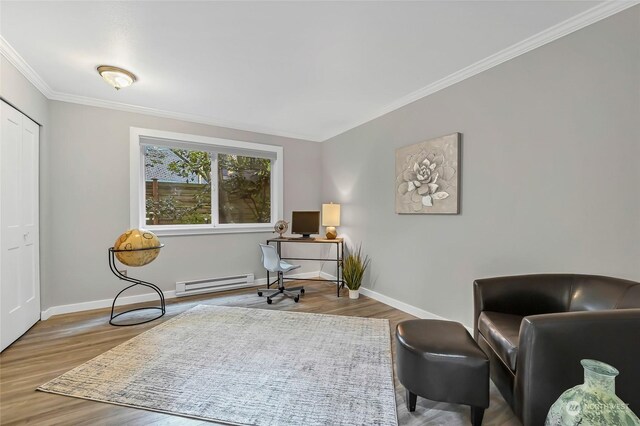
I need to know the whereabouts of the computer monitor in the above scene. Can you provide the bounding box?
[291,211,320,238]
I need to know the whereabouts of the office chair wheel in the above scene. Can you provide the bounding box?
[267,297,273,304]
[300,289,305,294]
[257,291,263,297]
[294,295,300,303]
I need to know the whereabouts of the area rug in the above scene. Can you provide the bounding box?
[38,305,398,426]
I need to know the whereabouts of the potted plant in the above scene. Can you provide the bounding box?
[342,244,370,299]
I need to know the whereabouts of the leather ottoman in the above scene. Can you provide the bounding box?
[396,319,489,425]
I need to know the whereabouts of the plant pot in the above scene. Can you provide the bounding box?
[348,289,360,299]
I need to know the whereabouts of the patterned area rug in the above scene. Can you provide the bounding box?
[38,305,398,426]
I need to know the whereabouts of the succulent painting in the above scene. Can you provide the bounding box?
[395,133,460,214]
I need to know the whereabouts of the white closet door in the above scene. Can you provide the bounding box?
[1,101,40,352]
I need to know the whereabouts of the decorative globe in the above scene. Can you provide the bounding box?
[113,229,162,267]
[274,220,289,237]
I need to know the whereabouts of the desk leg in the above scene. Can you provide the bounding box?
[341,241,344,292]
[267,241,282,288]
[336,242,340,297]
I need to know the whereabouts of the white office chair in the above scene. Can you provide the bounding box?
[257,244,304,304]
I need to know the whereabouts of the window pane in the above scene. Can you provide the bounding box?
[218,154,271,224]
[144,146,211,225]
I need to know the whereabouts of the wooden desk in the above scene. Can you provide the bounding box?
[266,237,344,297]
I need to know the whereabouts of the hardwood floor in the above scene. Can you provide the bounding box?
[0,281,518,425]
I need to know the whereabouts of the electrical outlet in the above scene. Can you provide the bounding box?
[119,269,127,276]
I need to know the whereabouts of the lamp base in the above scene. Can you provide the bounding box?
[325,226,337,239]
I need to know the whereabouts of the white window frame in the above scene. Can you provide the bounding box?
[130,127,283,236]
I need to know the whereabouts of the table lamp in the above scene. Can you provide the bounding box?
[322,203,341,239]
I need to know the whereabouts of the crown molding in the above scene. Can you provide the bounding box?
[47,91,321,142]
[320,0,640,141]
[2,1,638,143]
[0,35,54,98]
[0,34,320,142]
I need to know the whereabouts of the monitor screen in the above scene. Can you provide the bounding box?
[291,211,320,237]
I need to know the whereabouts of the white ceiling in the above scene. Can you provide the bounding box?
[0,1,628,141]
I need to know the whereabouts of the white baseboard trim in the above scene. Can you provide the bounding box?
[318,271,336,281]
[40,271,324,321]
[360,287,473,333]
[358,287,449,321]
[41,271,471,332]
[320,271,472,332]
[41,290,177,321]
[359,287,473,333]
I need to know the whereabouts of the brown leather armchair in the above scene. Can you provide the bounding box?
[473,274,640,426]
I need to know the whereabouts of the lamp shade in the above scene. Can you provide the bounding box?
[322,203,341,227]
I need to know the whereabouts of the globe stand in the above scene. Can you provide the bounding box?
[108,246,165,326]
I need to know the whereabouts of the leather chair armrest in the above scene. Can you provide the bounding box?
[473,275,572,338]
[515,309,640,426]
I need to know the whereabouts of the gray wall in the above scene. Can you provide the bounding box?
[1,57,48,124]
[44,102,323,309]
[322,7,640,327]
[3,7,639,316]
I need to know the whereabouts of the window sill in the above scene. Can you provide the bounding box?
[145,225,275,237]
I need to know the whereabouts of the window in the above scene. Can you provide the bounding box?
[130,128,283,236]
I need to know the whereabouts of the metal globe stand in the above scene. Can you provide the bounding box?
[108,245,165,326]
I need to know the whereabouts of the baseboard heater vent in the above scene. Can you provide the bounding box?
[176,273,255,297]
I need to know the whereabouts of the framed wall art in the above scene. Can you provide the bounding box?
[395,133,460,214]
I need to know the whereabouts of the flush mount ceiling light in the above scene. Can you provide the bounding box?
[97,65,136,90]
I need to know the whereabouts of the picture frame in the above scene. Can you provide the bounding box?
[395,133,461,214]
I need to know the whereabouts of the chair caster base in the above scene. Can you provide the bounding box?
[267,298,273,304]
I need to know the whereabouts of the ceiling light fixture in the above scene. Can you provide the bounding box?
[97,65,137,90]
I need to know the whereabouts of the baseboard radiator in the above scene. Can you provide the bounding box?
[175,273,255,297]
